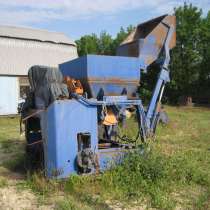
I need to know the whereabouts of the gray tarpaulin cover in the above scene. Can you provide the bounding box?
[28,65,69,108]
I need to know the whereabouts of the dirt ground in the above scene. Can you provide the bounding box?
[0,184,54,210]
[0,117,56,210]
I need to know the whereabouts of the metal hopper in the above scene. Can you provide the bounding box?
[60,55,145,99]
[117,15,176,66]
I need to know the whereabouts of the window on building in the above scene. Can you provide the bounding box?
[19,77,30,99]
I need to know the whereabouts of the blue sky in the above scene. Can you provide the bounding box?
[0,0,209,40]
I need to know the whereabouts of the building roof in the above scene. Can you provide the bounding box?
[0,25,76,46]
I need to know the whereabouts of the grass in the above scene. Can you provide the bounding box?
[0,106,210,209]
[55,196,96,210]
[0,117,21,142]
[0,176,8,188]
[62,148,210,209]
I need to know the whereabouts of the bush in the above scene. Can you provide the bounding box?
[65,147,210,209]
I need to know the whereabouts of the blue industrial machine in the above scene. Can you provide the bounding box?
[21,15,176,178]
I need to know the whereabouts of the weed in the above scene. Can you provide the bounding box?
[2,153,26,174]
[55,196,93,210]
[64,147,210,209]
[25,171,63,196]
[195,190,210,210]
[0,176,8,188]
[55,198,78,210]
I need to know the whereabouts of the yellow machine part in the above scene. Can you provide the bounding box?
[102,109,118,126]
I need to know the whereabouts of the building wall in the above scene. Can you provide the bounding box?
[0,76,19,115]
[0,37,78,75]
[0,36,78,115]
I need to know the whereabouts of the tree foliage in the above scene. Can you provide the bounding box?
[76,25,135,56]
[76,34,99,56]
[166,3,210,103]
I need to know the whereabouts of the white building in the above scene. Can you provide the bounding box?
[0,25,78,115]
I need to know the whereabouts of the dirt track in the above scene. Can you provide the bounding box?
[0,184,55,210]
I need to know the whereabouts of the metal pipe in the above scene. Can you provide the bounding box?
[71,93,142,106]
[145,24,174,132]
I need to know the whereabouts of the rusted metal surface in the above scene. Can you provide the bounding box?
[98,143,112,149]
[64,76,84,95]
[87,77,139,97]
[27,140,43,146]
[87,77,139,84]
[22,109,45,122]
[117,15,176,66]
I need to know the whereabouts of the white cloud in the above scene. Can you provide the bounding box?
[0,0,209,25]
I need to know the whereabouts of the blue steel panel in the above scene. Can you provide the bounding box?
[86,55,143,79]
[43,99,98,178]
[60,55,87,79]
[60,55,143,80]
[90,83,139,97]
[98,148,145,171]
[98,148,126,171]
[60,55,143,98]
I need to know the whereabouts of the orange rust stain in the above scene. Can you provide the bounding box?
[64,76,84,95]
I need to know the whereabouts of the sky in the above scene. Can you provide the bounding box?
[0,0,209,40]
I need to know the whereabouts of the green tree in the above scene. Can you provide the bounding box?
[98,31,113,55]
[195,11,210,103]
[168,3,202,102]
[76,25,135,56]
[76,34,99,56]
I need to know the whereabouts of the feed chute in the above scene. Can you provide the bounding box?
[117,14,176,66]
